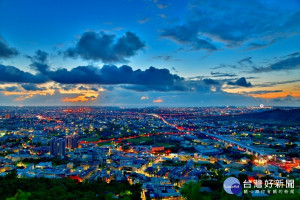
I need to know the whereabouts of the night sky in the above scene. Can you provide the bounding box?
[0,0,299,106]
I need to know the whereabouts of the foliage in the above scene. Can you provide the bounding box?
[0,170,142,200]
[180,181,210,200]
[21,157,68,166]
[180,178,300,200]
[6,189,31,200]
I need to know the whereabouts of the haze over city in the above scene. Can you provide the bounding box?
[0,0,299,106]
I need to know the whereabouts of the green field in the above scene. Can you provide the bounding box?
[97,141,113,146]
[125,137,153,144]
[81,137,100,142]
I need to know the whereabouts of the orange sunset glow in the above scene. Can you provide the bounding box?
[153,99,163,103]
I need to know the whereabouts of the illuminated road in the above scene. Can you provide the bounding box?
[80,113,267,155]
[79,132,185,144]
[195,131,266,156]
[150,113,267,156]
[148,114,185,131]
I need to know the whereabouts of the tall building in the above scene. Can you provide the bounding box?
[50,137,66,158]
[66,135,78,149]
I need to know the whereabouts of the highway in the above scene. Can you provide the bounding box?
[195,131,266,156]
[80,113,267,156]
[150,113,267,156]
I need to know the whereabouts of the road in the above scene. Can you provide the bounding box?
[80,113,267,156]
[150,113,267,156]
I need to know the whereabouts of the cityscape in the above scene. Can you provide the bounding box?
[0,106,299,199]
[0,0,300,199]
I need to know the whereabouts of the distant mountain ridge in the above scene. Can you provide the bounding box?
[214,108,300,123]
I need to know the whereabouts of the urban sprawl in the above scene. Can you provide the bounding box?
[0,106,299,199]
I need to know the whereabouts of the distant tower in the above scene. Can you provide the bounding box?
[50,137,66,158]
[65,135,79,149]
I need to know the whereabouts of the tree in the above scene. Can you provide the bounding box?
[180,181,210,200]
[105,193,114,200]
[6,190,31,200]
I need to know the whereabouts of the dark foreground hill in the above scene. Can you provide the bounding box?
[211,108,300,124]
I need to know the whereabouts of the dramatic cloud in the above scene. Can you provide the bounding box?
[65,31,145,63]
[243,90,283,95]
[203,78,219,85]
[62,95,97,103]
[247,40,275,50]
[238,57,253,65]
[161,0,300,51]
[59,86,101,103]
[21,84,46,91]
[27,50,50,74]
[0,64,46,83]
[1,48,187,92]
[0,86,19,92]
[256,79,300,87]
[78,86,88,91]
[2,84,55,101]
[35,64,183,86]
[251,52,300,72]
[161,25,217,51]
[210,72,237,77]
[227,77,252,87]
[120,84,187,92]
[0,36,19,59]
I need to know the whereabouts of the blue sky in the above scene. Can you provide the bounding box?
[0,0,299,106]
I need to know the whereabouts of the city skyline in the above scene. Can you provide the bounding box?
[0,0,300,106]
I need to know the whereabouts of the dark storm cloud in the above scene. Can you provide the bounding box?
[1,51,188,92]
[36,65,183,86]
[227,77,252,87]
[251,52,300,72]
[65,31,145,63]
[21,84,46,91]
[161,0,300,51]
[0,36,19,59]
[26,53,186,91]
[0,64,46,83]
[210,72,237,77]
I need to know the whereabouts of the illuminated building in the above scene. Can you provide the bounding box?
[50,137,66,158]
[66,135,79,149]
